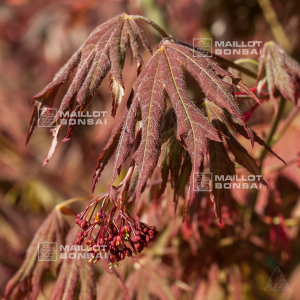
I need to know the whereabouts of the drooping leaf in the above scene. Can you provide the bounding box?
[78,245,96,300]
[257,41,300,114]
[157,108,182,210]
[157,141,171,199]
[202,99,284,164]
[96,273,120,300]
[50,227,96,300]
[202,99,279,183]
[127,166,140,203]
[107,40,260,223]
[177,151,192,200]
[91,106,127,193]
[131,50,167,222]
[96,269,127,300]
[156,136,183,213]
[4,208,69,300]
[123,258,175,300]
[222,108,285,164]
[208,133,236,223]
[200,99,285,219]
[156,107,184,213]
[26,48,81,145]
[204,102,235,222]
[26,13,152,163]
[50,228,79,300]
[108,95,141,195]
[222,126,268,187]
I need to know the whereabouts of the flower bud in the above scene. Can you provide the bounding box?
[132,236,141,242]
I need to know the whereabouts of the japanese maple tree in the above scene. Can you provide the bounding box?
[5,12,300,300]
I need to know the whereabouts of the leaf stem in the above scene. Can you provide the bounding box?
[131,15,171,38]
[56,196,94,210]
[234,58,259,66]
[259,97,286,164]
[269,106,299,147]
[245,97,286,222]
[257,0,292,52]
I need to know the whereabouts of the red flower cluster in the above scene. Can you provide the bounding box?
[75,200,158,267]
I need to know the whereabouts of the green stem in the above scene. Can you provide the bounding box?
[245,97,286,223]
[259,97,286,164]
[234,58,259,66]
[269,106,299,147]
[257,0,292,52]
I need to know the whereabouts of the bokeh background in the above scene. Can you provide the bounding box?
[1,0,300,299]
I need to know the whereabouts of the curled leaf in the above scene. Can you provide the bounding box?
[26,13,152,164]
[257,41,300,114]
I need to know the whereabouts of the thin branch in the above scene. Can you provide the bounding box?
[131,15,171,38]
[269,106,299,147]
[259,97,286,164]
[56,196,94,210]
[257,0,292,52]
[131,17,258,78]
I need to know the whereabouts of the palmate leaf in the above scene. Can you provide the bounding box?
[91,104,127,192]
[203,99,284,162]
[26,13,152,164]
[124,259,175,300]
[91,89,136,192]
[26,13,284,224]
[4,208,70,300]
[201,99,286,220]
[103,40,260,223]
[203,100,267,220]
[152,98,283,222]
[50,227,96,300]
[257,41,300,114]
[204,100,284,166]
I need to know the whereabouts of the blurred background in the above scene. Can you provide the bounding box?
[1,0,300,299]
